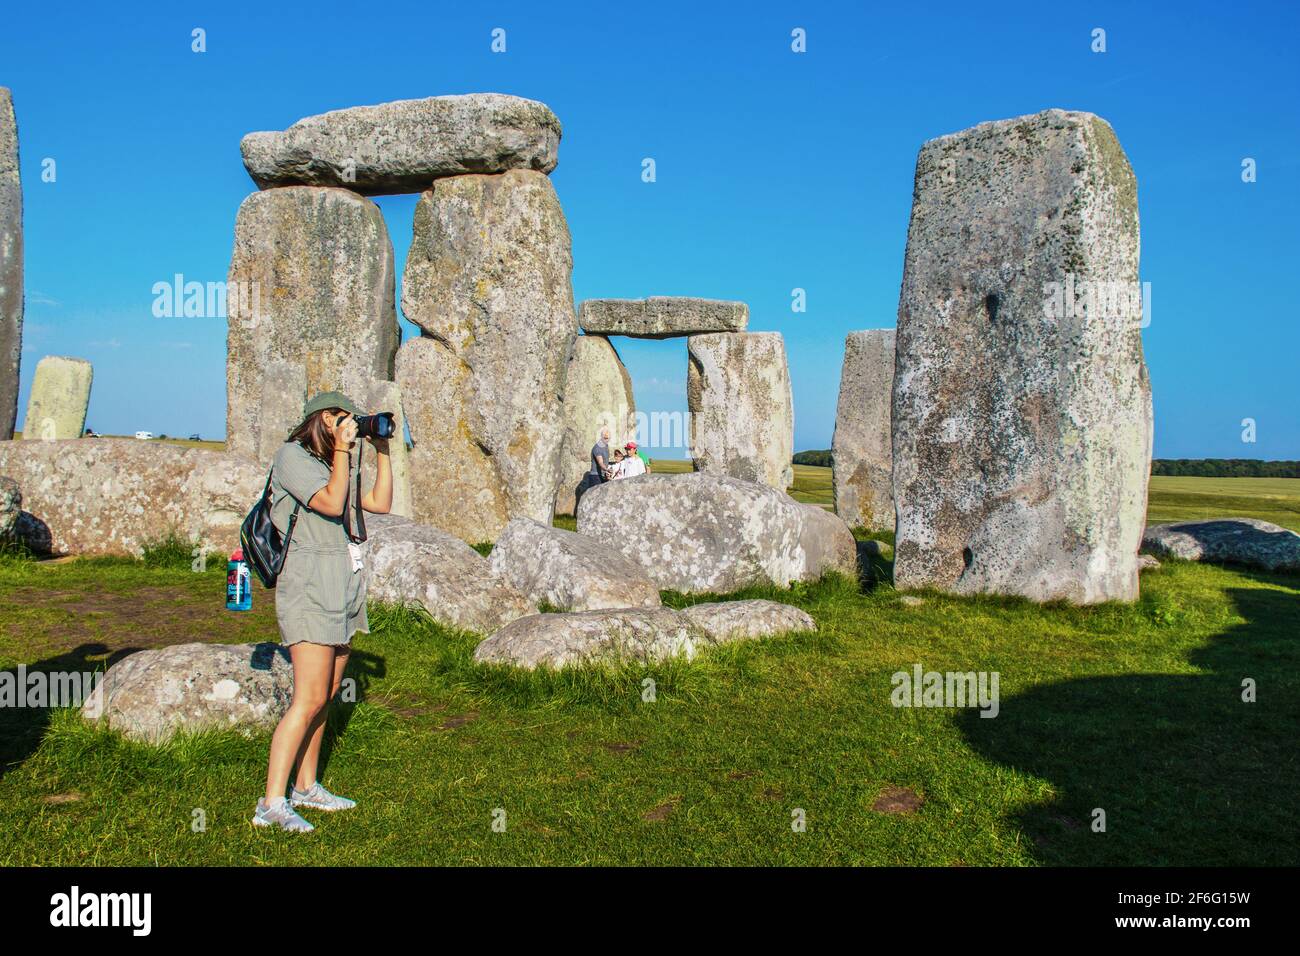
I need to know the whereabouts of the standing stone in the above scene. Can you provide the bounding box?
[579,297,748,339]
[0,87,21,440]
[395,337,507,543]
[401,169,576,541]
[359,379,413,518]
[892,109,1151,604]
[555,335,635,515]
[22,356,92,440]
[226,186,399,466]
[687,332,793,490]
[832,330,895,531]
[241,94,562,195]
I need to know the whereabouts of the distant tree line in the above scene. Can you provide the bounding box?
[1151,459,1300,478]
[793,450,832,467]
[793,451,1299,479]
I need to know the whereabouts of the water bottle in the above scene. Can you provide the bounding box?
[226,548,252,611]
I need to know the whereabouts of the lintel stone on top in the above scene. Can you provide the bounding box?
[578,297,748,339]
[240,93,562,196]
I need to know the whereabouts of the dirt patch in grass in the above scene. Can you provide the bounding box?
[601,740,641,754]
[643,796,680,822]
[1,581,280,666]
[872,785,923,814]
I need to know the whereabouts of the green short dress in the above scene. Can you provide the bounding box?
[270,441,369,648]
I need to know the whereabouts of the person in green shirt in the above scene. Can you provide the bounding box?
[253,391,393,833]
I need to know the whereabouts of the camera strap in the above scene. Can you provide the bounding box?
[342,442,367,544]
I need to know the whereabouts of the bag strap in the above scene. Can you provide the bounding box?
[266,462,303,571]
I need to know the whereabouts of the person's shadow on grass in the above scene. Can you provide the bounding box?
[959,578,1300,865]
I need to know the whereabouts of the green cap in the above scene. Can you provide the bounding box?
[301,390,361,420]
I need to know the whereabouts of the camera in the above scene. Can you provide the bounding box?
[338,411,396,440]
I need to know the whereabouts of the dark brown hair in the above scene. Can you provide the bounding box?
[287,408,341,462]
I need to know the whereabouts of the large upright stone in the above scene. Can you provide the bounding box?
[400,169,576,541]
[359,379,413,518]
[579,297,747,339]
[0,87,20,440]
[832,330,895,531]
[555,335,635,515]
[241,94,561,195]
[687,332,793,490]
[22,356,92,440]
[892,109,1151,604]
[0,438,264,556]
[226,186,399,466]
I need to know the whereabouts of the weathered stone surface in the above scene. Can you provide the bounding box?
[395,337,506,543]
[240,93,561,195]
[579,297,748,339]
[576,473,856,593]
[555,335,635,515]
[363,513,535,634]
[226,186,399,466]
[1137,554,1161,572]
[0,88,20,441]
[82,642,293,743]
[473,607,710,670]
[21,356,92,440]
[358,379,413,518]
[681,599,816,644]
[488,518,660,611]
[0,438,263,556]
[832,330,895,531]
[892,109,1151,604]
[687,332,793,489]
[1142,519,1300,574]
[0,474,18,539]
[400,169,576,541]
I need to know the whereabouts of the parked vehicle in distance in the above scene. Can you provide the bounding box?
[189,433,201,441]
[134,431,153,440]
[83,427,98,437]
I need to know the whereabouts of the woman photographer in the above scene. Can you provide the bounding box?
[253,391,392,833]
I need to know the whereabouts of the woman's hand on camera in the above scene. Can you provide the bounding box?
[331,413,358,451]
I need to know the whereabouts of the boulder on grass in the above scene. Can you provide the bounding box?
[577,472,856,594]
[82,643,293,744]
[1141,519,1300,574]
[681,600,816,644]
[0,438,263,557]
[488,518,660,611]
[0,474,18,540]
[364,514,535,634]
[473,607,711,669]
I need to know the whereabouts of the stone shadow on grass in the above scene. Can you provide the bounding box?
[959,579,1300,865]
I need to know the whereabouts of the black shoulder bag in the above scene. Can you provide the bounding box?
[240,467,302,589]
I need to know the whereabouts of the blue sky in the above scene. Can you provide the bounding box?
[3,0,1297,459]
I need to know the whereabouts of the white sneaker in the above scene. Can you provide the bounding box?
[290,781,356,812]
[252,796,315,832]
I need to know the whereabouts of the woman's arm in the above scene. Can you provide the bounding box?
[305,415,357,517]
[362,437,393,514]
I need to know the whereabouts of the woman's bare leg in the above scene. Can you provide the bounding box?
[292,647,351,791]
[265,643,335,803]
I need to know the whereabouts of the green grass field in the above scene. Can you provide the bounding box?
[0,468,1296,866]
